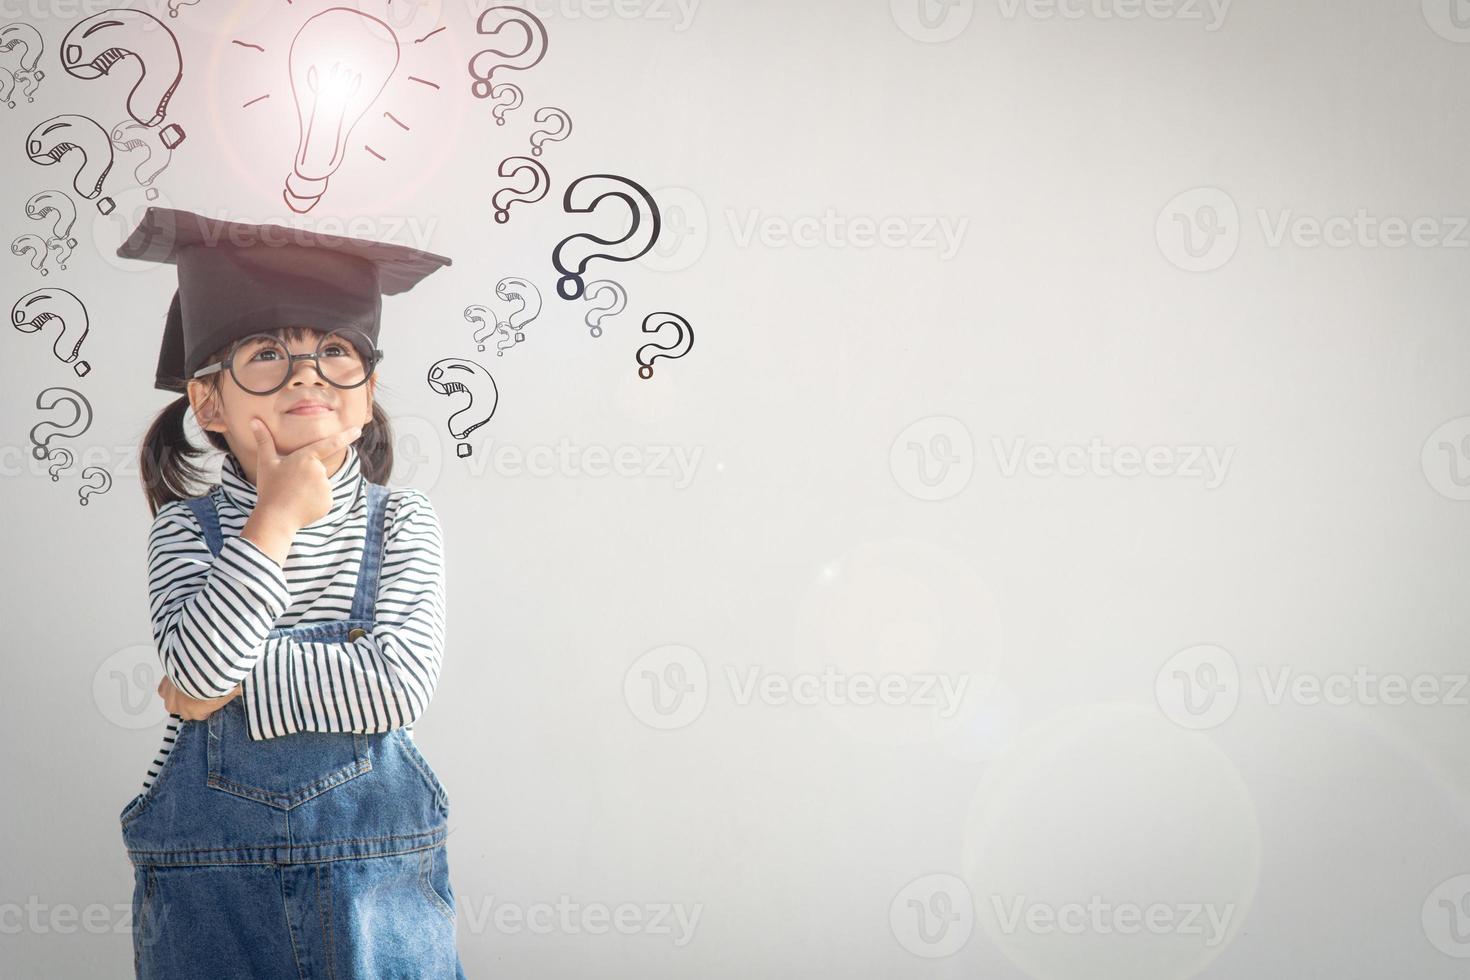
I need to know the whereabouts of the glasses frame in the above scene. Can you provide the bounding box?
[192,329,385,396]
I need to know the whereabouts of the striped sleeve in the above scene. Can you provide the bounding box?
[146,501,292,700]
[238,489,447,741]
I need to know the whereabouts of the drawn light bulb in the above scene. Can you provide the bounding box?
[282,8,399,214]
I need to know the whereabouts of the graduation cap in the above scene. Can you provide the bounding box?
[115,206,453,393]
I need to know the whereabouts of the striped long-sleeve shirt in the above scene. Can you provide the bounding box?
[138,444,447,792]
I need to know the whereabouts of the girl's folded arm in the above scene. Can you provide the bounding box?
[239,489,447,741]
[147,502,292,700]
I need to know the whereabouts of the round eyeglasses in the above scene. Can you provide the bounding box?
[192,329,384,396]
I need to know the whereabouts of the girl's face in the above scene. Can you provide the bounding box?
[186,326,374,475]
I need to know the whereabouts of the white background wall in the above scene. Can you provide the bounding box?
[3,0,1470,976]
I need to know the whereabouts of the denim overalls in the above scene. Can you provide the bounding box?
[119,482,468,979]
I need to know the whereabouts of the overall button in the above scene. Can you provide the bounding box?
[348,627,367,640]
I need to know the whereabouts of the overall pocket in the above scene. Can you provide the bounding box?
[419,843,457,923]
[206,711,372,810]
[396,729,450,813]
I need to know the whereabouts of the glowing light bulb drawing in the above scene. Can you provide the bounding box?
[282,8,399,214]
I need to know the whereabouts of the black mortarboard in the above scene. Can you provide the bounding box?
[115,207,453,393]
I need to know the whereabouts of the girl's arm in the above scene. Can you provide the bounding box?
[146,489,447,741]
[147,504,294,701]
[237,489,448,740]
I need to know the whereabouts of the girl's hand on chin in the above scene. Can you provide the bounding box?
[248,417,363,532]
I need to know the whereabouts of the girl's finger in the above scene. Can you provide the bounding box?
[250,418,279,462]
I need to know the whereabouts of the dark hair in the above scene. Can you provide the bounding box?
[138,325,394,518]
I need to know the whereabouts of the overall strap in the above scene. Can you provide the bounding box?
[183,492,224,559]
[350,483,391,622]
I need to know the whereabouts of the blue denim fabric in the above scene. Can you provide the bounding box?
[120,482,468,979]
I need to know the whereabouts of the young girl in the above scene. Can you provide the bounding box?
[116,207,467,979]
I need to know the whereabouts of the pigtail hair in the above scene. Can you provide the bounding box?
[138,394,225,518]
[357,399,395,486]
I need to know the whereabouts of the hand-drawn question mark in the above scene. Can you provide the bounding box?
[47,447,74,481]
[11,66,41,103]
[529,106,572,156]
[488,81,523,125]
[78,466,112,505]
[635,312,694,379]
[27,115,116,205]
[427,358,498,458]
[0,22,45,99]
[494,276,542,346]
[0,67,15,109]
[11,235,50,275]
[463,304,509,353]
[12,288,91,376]
[62,10,183,127]
[167,0,202,17]
[30,387,93,461]
[491,155,549,224]
[467,5,548,100]
[26,190,79,247]
[581,280,626,338]
[46,237,73,271]
[111,119,174,199]
[551,174,662,301]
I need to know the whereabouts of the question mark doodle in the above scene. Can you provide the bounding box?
[46,238,74,272]
[30,387,93,461]
[26,190,79,248]
[78,466,112,505]
[467,5,548,100]
[62,10,183,127]
[111,119,175,199]
[581,280,626,338]
[0,22,45,100]
[463,304,513,353]
[494,276,542,347]
[529,107,572,156]
[11,235,50,276]
[0,67,15,109]
[27,115,116,207]
[551,174,662,301]
[488,81,523,125]
[491,155,549,224]
[47,447,74,481]
[12,288,91,376]
[168,0,201,17]
[635,311,694,379]
[426,358,499,458]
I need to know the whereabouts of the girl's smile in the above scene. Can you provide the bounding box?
[285,398,336,417]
